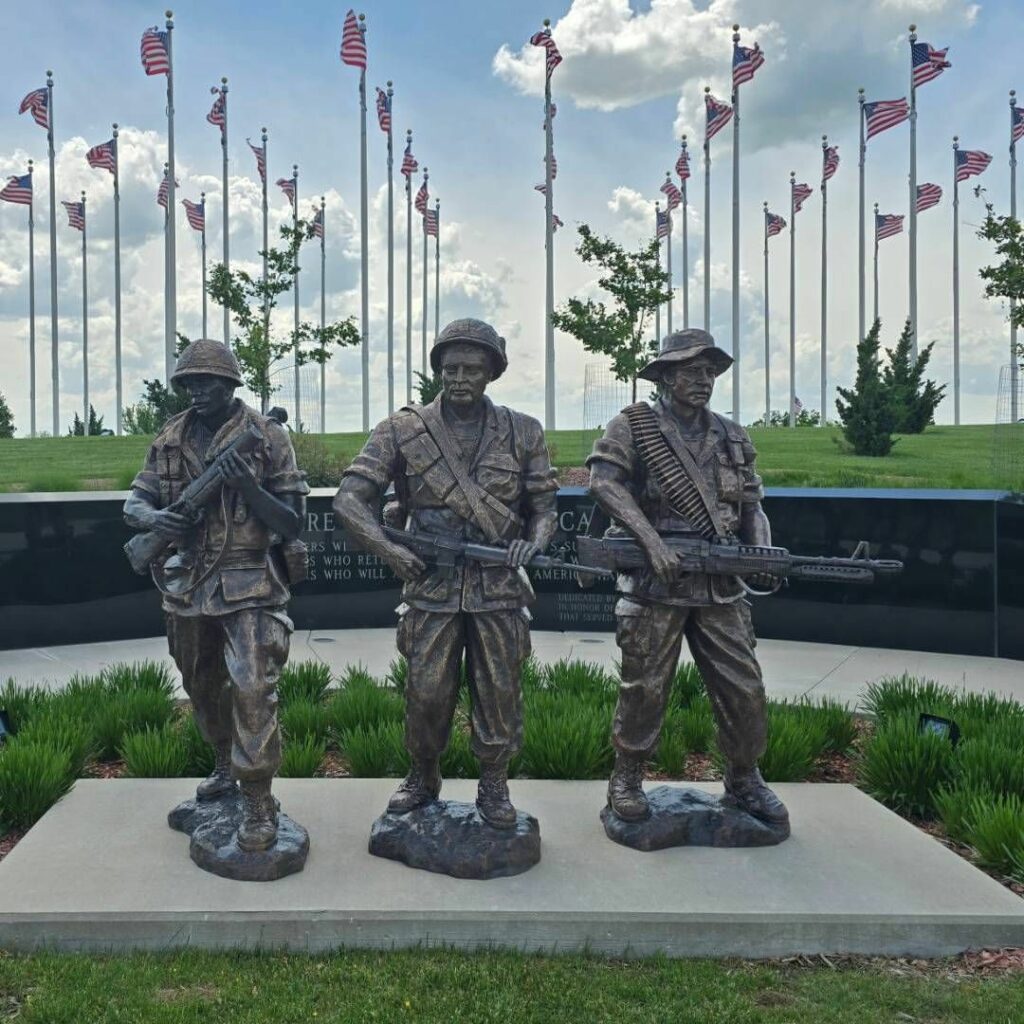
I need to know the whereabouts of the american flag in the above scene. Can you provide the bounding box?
[547,153,558,179]
[18,88,49,130]
[400,138,418,178]
[915,182,942,212]
[875,212,904,241]
[530,28,562,79]
[656,208,671,239]
[823,145,840,182]
[911,42,951,89]
[863,98,909,140]
[425,209,439,237]
[340,10,367,70]
[140,26,170,76]
[277,177,296,203]
[676,144,690,182]
[0,174,32,206]
[207,90,226,133]
[792,181,813,213]
[375,87,391,133]
[415,180,429,214]
[792,395,804,416]
[247,138,266,183]
[533,182,548,195]
[62,200,85,231]
[705,93,733,141]
[312,206,324,239]
[955,149,992,182]
[732,43,765,88]
[157,169,179,209]
[543,102,557,129]
[1014,106,1024,145]
[660,179,682,210]
[552,213,564,231]
[182,197,205,232]
[766,211,786,237]
[85,138,116,176]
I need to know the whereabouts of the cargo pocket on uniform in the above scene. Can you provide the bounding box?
[480,564,526,604]
[220,567,273,603]
[614,598,652,659]
[715,452,743,501]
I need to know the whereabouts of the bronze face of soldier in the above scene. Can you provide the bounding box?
[440,343,493,409]
[180,372,236,425]
[661,356,717,413]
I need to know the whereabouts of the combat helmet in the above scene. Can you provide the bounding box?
[430,318,508,380]
[171,338,244,387]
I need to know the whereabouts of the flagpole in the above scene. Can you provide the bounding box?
[46,71,59,436]
[200,191,207,338]
[28,160,36,437]
[219,77,229,346]
[703,86,711,334]
[261,127,268,407]
[908,25,919,359]
[1011,91,1019,424]
[763,202,770,426]
[81,191,89,435]
[421,167,429,377]
[873,202,879,324]
[858,87,866,346]
[292,165,300,428]
[112,124,122,434]
[820,135,828,426]
[730,25,741,423]
[664,177,673,334]
[952,135,960,425]
[434,199,440,341]
[386,81,395,415]
[358,12,370,432]
[655,202,662,342]
[405,130,414,405]
[681,135,689,329]
[164,10,176,383]
[320,196,326,433]
[789,171,796,429]
[543,19,556,430]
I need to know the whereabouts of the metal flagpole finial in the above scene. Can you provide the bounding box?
[874,201,878,213]
[47,70,53,85]
[858,87,865,100]
[293,163,298,177]
[28,158,33,171]
[732,23,740,43]
[165,10,173,26]
[201,190,205,200]
[543,18,551,28]
[1011,90,1017,105]
[790,170,795,184]
[262,127,267,142]
[763,200,768,211]
[113,122,119,136]
[81,190,86,203]
[822,134,827,143]
[909,24,917,41]
[704,85,711,94]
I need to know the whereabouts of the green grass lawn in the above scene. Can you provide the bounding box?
[0,423,1018,492]
[0,949,1022,1023]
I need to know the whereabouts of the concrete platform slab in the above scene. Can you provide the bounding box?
[1,779,1021,957]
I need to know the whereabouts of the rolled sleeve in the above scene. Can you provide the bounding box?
[341,419,399,491]
[265,424,310,497]
[130,445,162,502]
[519,415,559,500]
[585,413,637,476]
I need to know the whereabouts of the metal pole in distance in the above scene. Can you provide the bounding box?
[908,26,919,359]
[858,87,866,347]
[386,82,395,415]
[405,130,413,405]
[820,135,828,426]
[164,10,177,383]
[81,191,89,435]
[201,191,207,339]
[358,13,370,432]
[46,71,59,436]
[873,202,879,324]
[681,135,689,328]
[730,25,741,424]
[112,124,122,433]
[789,171,796,429]
[292,165,300,429]
[220,77,230,346]
[952,136,960,425]
[664,174,673,335]
[421,167,429,378]
[434,199,440,342]
[1011,91,1019,423]
[27,160,36,437]
[261,127,268,411]
[763,201,770,427]
[543,18,555,430]
[654,202,662,343]
[703,86,711,334]
[320,196,326,433]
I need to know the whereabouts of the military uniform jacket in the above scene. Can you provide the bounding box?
[586,399,764,606]
[342,395,558,613]
[131,399,309,617]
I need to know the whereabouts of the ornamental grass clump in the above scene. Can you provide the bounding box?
[91,688,177,762]
[0,740,74,828]
[341,721,409,777]
[279,697,330,746]
[101,661,176,701]
[327,669,403,738]
[278,735,327,778]
[16,709,96,776]
[653,710,689,776]
[757,705,828,783]
[962,793,1024,878]
[860,674,958,723]
[440,725,479,779]
[385,656,408,695]
[668,661,706,710]
[518,693,612,779]
[540,659,618,707]
[180,715,216,776]
[120,724,189,778]
[676,697,715,754]
[277,660,332,707]
[0,679,50,735]
[953,735,1024,798]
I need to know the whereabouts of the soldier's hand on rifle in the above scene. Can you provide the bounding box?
[146,508,193,539]
[382,542,427,582]
[216,450,257,495]
[644,536,683,585]
[506,539,540,568]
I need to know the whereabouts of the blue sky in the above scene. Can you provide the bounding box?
[0,0,1019,433]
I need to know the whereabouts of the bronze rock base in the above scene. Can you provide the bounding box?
[168,790,309,882]
[369,799,541,879]
[600,785,790,851]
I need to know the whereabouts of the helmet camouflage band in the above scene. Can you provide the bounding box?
[430,318,508,381]
[171,338,244,387]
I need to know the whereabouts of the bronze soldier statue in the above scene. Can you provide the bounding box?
[333,318,558,829]
[123,340,309,855]
[587,329,788,828]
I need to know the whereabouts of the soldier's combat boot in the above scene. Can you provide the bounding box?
[237,779,279,852]
[607,753,650,822]
[195,743,235,801]
[387,759,441,814]
[476,764,517,829]
[723,765,790,826]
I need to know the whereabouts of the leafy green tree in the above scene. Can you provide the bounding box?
[67,405,105,436]
[413,371,442,405]
[882,319,946,434]
[123,379,191,435]
[551,225,672,403]
[747,408,821,428]
[0,392,14,438]
[978,204,1024,361]
[208,218,360,413]
[835,319,896,456]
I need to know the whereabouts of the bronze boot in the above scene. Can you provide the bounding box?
[476,764,517,830]
[195,743,235,801]
[387,759,442,814]
[237,780,279,852]
[723,765,790,826]
[607,753,650,822]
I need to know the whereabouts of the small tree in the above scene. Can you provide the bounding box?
[978,204,1024,363]
[123,379,191,435]
[67,405,105,436]
[413,371,442,405]
[208,218,360,413]
[747,408,821,429]
[0,392,14,438]
[551,224,672,403]
[882,319,946,434]
[835,319,896,456]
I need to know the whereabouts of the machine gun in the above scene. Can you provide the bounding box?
[382,526,616,580]
[123,422,265,576]
[574,534,903,593]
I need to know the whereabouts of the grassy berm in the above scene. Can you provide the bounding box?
[0,423,1018,492]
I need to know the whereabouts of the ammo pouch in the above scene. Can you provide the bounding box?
[278,538,310,586]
